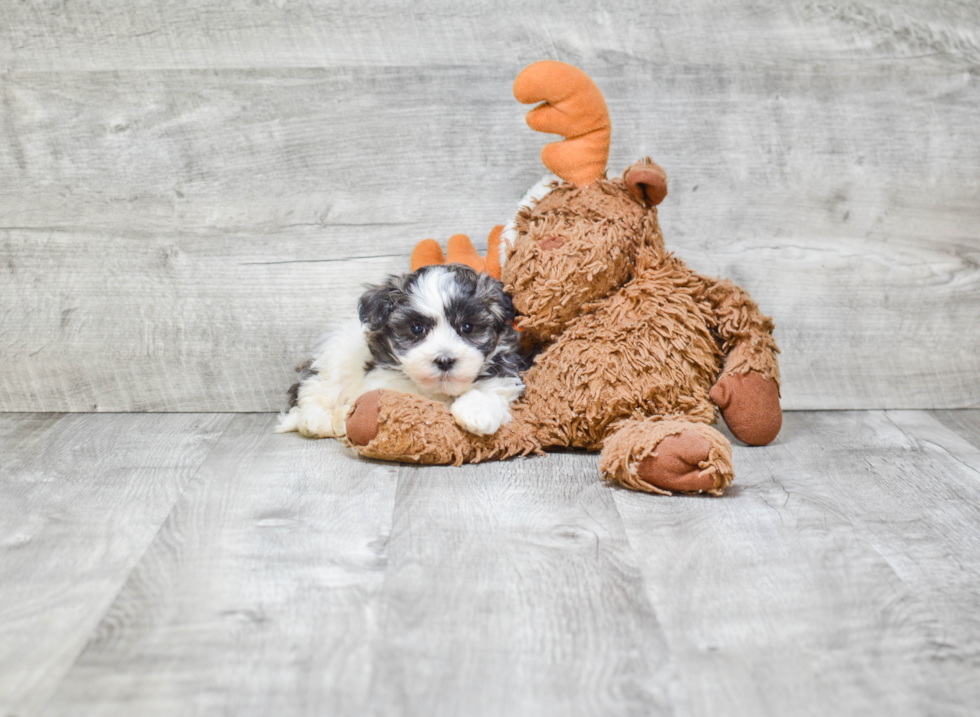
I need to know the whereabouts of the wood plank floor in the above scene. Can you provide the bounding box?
[1,411,979,717]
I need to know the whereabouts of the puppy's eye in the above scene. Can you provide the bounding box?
[411,323,425,336]
[460,323,473,335]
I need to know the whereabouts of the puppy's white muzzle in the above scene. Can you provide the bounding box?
[400,324,484,397]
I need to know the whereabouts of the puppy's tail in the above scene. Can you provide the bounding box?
[513,61,610,188]
[275,408,300,434]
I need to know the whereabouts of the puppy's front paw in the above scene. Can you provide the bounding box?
[451,391,510,436]
[295,404,351,438]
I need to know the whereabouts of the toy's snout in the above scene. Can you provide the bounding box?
[539,235,565,251]
[503,166,669,344]
[504,223,634,343]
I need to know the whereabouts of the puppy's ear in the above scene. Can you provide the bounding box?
[358,275,404,331]
[476,273,516,330]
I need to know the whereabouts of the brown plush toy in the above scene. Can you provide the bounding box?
[344,61,782,495]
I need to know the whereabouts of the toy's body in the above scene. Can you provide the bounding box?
[343,61,782,495]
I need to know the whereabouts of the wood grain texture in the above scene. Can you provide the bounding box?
[39,414,401,717]
[0,228,407,412]
[1,1,977,71]
[2,3,979,411]
[361,455,673,717]
[39,423,672,717]
[931,410,980,452]
[2,410,980,715]
[614,410,980,717]
[0,412,231,717]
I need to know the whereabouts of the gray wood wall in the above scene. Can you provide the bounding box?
[2,1,978,412]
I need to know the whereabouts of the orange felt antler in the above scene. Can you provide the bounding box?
[513,60,611,187]
[411,238,445,272]
[446,234,484,273]
[409,228,504,280]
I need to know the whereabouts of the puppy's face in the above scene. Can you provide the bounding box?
[358,265,519,396]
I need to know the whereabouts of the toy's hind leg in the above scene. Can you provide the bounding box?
[345,390,541,465]
[599,419,734,496]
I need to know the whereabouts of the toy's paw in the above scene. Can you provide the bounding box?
[600,420,733,495]
[710,372,782,446]
[450,390,511,436]
[346,390,384,446]
[636,432,723,494]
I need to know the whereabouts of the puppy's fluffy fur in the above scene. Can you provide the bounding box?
[276,264,528,439]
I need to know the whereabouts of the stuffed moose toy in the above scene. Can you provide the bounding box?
[343,61,782,495]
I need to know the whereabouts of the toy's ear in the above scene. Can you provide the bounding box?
[624,159,668,207]
[358,276,405,331]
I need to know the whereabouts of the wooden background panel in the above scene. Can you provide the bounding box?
[2,1,977,71]
[3,64,978,235]
[0,228,406,412]
[2,3,979,411]
[3,225,977,412]
[0,67,533,233]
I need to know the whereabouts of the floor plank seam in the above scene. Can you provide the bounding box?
[885,411,980,485]
[342,462,403,714]
[27,413,237,717]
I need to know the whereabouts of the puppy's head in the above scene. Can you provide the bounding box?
[358,264,521,396]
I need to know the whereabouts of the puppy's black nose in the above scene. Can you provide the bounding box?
[434,356,456,372]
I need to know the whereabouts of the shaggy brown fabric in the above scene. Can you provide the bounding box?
[599,420,734,496]
[349,171,779,494]
[346,64,781,496]
[505,178,656,343]
[348,391,542,466]
[707,280,781,387]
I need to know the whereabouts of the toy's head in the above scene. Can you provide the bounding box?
[502,61,670,342]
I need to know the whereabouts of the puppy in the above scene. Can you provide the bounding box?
[276,264,528,439]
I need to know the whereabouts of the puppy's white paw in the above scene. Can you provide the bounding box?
[294,404,351,438]
[451,390,511,436]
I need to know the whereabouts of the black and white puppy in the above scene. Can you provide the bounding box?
[276,264,528,439]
